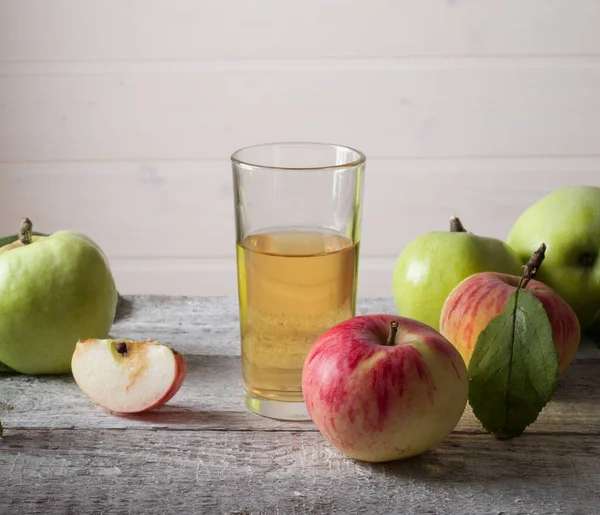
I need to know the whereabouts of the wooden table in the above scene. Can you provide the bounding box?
[1,296,599,514]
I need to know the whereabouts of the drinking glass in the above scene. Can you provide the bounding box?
[232,142,365,420]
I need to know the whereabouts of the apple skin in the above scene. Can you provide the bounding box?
[440,272,580,374]
[393,222,523,331]
[0,231,118,374]
[507,186,600,329]
[301,314,468,463]
[159,352,187,406]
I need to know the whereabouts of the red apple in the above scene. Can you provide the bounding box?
[301,314,468,462]
[440,272,580,374]
[71,338,187,414]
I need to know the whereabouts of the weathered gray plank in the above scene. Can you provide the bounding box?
[111,295,600,359]
[110,296,404,356]
[2,352,599,435]
[2,295,599,433]
[1,296,599,515]
[1,429,599,515]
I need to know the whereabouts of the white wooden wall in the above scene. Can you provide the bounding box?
[1,1,600,297]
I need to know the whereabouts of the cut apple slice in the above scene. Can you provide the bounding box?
[71,338,187,414]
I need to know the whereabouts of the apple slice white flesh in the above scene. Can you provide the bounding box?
[71,338,187,414]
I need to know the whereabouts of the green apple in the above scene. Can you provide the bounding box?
[393,217,523,331]
[0,218,118,374]
[507,185,600,329]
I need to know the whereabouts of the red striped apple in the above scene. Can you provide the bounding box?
[71,338,187,413]
[301,315,468,462]
[440,272,580,374]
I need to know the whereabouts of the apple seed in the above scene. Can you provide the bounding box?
[116,341,128,355]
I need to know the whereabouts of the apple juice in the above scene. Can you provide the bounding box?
[236,228,358,403]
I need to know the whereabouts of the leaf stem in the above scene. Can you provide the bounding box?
[503,242,546,436]
[518,243,546,290]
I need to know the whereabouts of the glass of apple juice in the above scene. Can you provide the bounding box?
[231,142,365,421]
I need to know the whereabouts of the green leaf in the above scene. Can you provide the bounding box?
[468,289,559,439]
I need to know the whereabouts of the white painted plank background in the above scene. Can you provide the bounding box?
[2,0,600,59]
[3,62,600,161]
[1,1,600,297]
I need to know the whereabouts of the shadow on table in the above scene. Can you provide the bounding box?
[114,295,134,321]
[552,359,600,405]
[113,407,240,425]
[352,432,589,483]
[112,404,313,431]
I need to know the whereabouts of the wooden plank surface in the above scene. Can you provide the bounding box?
[1,296,599,433]
[1,296,599,514]
[2,2,600,301]
[2,0,600,60]
[3,63,600,162]
[1,430,599,514]
[3,159,600,258]
[0,352,600,435]
[2,349,599,434]
[2,160,599,297]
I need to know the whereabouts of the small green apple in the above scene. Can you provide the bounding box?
[507,185,600,329]
[0,218,118,374]
[393,217,523,331]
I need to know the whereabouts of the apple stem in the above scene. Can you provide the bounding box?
[116,342,128,355]
[385,320,399,346]
[449,216,467,233]
[518,243,547,289]
[18,218,33,245]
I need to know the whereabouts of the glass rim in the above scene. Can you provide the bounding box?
[230,141,366,171]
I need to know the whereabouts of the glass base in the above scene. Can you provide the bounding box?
[244,390,312,421]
